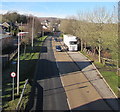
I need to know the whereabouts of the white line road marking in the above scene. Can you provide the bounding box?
[67,98,72,112]
[60,75,65,87]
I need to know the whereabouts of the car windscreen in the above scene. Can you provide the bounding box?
[70,41,77,45]
[56,46,61,49]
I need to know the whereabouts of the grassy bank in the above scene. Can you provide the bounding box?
[80,51,119,96]
[94,61,119,95]
[2,36,47,110]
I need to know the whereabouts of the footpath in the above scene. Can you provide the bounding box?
[60,41,120,111]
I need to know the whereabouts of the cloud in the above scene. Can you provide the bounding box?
[0,10,8,14]
[22,11,66,18]
[0,9,66,18]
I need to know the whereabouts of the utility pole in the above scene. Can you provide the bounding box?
[32,16,34,49]
[17,22,22,95]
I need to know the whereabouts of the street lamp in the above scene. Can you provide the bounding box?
[17,22,23,95]
[17,32,20,95]
[32,16,34,49]
[17,31,29,95]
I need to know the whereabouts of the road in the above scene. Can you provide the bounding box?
[27,36,69,111]
[26,36,119,111]
[53,38,118,111]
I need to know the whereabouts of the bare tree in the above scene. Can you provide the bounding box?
[86,7,113,62]
[76,12,91,51]
[59,19,73,34]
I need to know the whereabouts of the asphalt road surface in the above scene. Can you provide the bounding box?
[27,36,69,111]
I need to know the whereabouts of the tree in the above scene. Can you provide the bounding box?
[24,15,42,45]
[21,35,30,55]
[2,11,27,24]
[34,17,42,37]
[59,19,73,34]
[86,7,113,62]
[58,7,118,62]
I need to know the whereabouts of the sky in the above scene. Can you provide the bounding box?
[0,2,118,18]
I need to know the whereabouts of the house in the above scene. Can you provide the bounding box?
[0,26,6,34]
[2,22,10,28]
[41,20,50,27]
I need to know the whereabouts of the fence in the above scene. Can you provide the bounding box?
[2,49,18,69]
[9,49,18,61]
[16,79,29,111]
[83,48,118,65]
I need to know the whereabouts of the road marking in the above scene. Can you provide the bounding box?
[67,98,72,112]
[60,75,64,87]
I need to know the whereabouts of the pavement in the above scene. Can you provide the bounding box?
[67,52,119,111]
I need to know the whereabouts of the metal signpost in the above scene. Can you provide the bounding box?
[11,72,16,100]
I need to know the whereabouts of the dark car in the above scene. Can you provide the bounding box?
[54,38,58,42]
[56,45,62,52]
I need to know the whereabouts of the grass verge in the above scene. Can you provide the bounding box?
[2,36,47,110]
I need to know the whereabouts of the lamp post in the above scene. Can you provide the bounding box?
[17,22,22,95]
[17,33,20,95]
[17,31,29,95]
[32,16,34,49]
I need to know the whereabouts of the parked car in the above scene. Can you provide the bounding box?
[56,45,62,52]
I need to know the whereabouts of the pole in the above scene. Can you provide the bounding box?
[32,16,34,49]
[98,44,101,63]
[12,77,14,100]
[42,26,44,37]
[17,22,22,95]
[117,60,119,75]
[17,35,20,95]
[42,29,44,37]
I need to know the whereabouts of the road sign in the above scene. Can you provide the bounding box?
[17,32,29,36]
[11,72,16,78]
[11,72,16,100]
